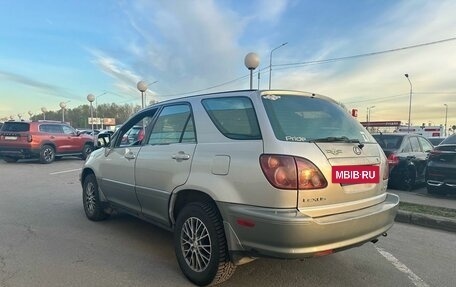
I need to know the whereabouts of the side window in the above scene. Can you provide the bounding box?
[401,138,412,152]
[113,109,158,148]
[201,97,261,140]
[410,137,421,152]
[147,104,194,145]
[62,125,76,135]
[418,137,433,152]
[42,124,63,134]
[39,125,50,133]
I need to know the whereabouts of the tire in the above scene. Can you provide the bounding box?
[400,167,416,191]
[174,202,236,286]
[3,157,18,163]
[82,174,109,221]
[81,143,94,160]
[40,145,55,164]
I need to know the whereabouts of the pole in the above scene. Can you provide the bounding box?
[141,91,144,109]
[268,42,288,90]
[249,70,253,90]
[90,102,94,138]
[444,104,448,137]
[62,108,65,123]
[405,74,412,133]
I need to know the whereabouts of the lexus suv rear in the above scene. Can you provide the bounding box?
[80,90,399,286]
[0,121,95,163]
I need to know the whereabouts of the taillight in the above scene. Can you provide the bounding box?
[387,153,399,166]
[260,155,327,190]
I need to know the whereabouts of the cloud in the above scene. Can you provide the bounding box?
[0,70,77,101]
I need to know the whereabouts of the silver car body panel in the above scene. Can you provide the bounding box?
[82,89,398,260]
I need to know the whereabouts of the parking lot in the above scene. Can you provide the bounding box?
[1,158,455,287]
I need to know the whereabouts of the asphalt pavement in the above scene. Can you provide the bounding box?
[389,187,456,233]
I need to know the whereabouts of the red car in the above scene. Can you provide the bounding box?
[0,121,94,163]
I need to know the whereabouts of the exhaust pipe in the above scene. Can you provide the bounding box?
[382,232,387,237]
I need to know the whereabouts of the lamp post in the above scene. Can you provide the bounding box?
[17,113,22,121]
[93,92,108,129]
[404,74,412,133]
[244,52,260,90]
[87,94,95,140]
[367,106,375,131]
[41,107,47,120]
[444,104,448,137]
[137,80,158,108]
[59,102,67,122]
[137,81,148,109]
[28,111,33,120]
[269,42,288,90]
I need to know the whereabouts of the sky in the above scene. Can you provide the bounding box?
[1,0,455,131]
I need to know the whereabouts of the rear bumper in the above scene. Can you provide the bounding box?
[218,193,399,259]
[0,146,39,159]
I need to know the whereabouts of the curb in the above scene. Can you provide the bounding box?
[395,210,456,233]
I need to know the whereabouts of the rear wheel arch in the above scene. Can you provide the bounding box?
[171,190,218,224]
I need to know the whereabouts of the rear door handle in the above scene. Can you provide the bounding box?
[172,151,190,161]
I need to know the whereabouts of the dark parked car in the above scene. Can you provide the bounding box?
[428,137,446,146]
[426,134,456,195]
[373,133,434,190]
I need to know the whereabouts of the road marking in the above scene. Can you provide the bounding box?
[375,246,429,287]
[50,168,81,175]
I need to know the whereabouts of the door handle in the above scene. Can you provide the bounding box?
[124,148,136,160]
[50,136,55,139]
[172,151,190,161]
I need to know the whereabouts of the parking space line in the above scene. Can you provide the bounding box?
[375,246,429,287]
[50,168,81,175]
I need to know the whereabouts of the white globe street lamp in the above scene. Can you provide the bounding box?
[41,107,47,120]
[137,80,158,109]
[137,81,148,109]
[87,94,95,140]
[59,102,67,122]
[17,113,22,120]
[244,52,260,90]
[28,111,33,120]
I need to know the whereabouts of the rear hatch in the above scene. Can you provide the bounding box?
[0,122,32,147]
[259,91,388,217]
[428,140,456,183]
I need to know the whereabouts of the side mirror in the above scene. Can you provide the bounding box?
[76,130,81,136]
[97,133,111,148]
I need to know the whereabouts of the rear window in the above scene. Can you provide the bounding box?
[372,135,404,149]
[1,122,30,132]
[440,134,456,145]
[202,97,261,140]
[262,94,374,143]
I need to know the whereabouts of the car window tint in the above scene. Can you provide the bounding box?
[440,134,456,144]
[418,137,433,152]
[147,104,193,145]
[114,108,158,148]
[40,124,63,134]
[2,122,30,132]
[409,137,421,152]
[62,125,75,135]
[202,97,261,140]
[262,94,374,143]
[401,138,412,152]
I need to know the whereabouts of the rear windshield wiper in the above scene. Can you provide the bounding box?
[311,136,364,148]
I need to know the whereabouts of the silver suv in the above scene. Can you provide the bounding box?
[81,90,399,286]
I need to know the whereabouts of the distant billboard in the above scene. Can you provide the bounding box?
[360,121,401,127]
[88,118,116,125]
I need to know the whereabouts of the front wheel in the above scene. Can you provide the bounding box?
[174,202,236,286]
[83,174,109,221]
[40,145,55,164]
